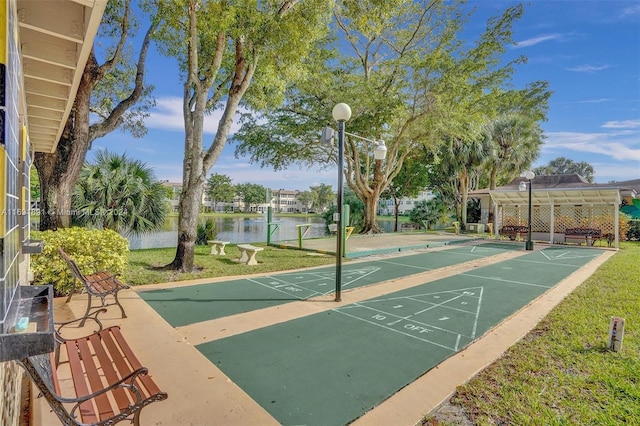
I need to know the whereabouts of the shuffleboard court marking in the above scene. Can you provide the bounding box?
[375,245,514,270]
[246,277,322,299]
[460,273,553,289]
[334,286,484,351]
[320,266,381,294]
[246,266,382,298]
[538,249,599,261]
[375,259,435,271]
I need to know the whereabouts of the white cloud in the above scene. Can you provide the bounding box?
[544,131,640,162]
[514,33,564,48]
[565,64,612,73]
[602,119,640,129]
[592,162,640,182]
[621,3,640,18]
[144,96,244,135]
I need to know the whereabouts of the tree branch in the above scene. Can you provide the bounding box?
[90,15,158,140]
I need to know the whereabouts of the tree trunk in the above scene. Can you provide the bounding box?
[393,196,400,232]
[361,193,383,234]
[460,169,469,230]
[34,90,91,230]
[168,180,204,272]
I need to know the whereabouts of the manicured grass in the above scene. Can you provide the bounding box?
[428,242,639,424]
[124,243,337,286]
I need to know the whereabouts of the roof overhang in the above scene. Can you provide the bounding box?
[490,187,622,206]
[18,0,107,153]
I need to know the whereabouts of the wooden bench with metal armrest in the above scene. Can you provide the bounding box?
[58,248,130,326]
[499,225,529,240]
[564,228,602,246]
[19,313,168,426]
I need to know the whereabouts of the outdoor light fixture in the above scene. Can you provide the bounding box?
[332,103,351,302]
[519,170,535,250]
[326,103,387,302]
[374,140,387,160]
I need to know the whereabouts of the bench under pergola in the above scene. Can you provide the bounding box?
[484,175,628,249]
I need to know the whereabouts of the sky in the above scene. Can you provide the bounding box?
[92,1,640,191]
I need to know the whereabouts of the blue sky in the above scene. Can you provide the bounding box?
[93,1,640,190]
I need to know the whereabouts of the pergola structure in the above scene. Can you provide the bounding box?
[471,175,639,249]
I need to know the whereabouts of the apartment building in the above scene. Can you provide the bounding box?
[164,181,431,216]
[377,189,436,216]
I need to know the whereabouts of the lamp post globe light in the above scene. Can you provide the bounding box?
[519,171,535,251]
[332,103,351,302]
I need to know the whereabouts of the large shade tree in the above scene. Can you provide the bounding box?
[234,1,532,233]
[534,157,595,182]
[154,0,333,272]
[34,0,157,231]
[206,173,235,212]
[382,150,432,231]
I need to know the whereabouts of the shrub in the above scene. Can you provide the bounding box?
[196,219,218,245]
[31,227,129,296]
[627,220,640,241]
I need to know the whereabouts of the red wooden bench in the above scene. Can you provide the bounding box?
[564,228,602,246]
[20,317,167,426]
[499,225,528,240]
[59,248,130,325]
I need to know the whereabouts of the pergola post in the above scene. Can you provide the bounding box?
[549,202,555,245]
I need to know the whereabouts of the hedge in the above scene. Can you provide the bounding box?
[30,227,129,296]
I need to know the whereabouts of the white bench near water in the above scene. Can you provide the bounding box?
[207,240,230,255]
[237,244,264,265]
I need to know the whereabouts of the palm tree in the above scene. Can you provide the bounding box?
[440,129,493,230]
[73,150,167,235]
[484,114,543,189]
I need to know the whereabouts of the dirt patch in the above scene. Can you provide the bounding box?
[422,401,474,425]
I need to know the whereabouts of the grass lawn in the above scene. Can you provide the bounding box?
[427,242,640,425]
[124,243,337,286]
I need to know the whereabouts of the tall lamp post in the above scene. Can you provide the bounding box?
[332,103,351,302]
[519,171,535,250]
[328,103,387,301]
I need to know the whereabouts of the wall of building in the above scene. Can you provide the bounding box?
[1,2,31,424]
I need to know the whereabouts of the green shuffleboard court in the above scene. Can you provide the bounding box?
[197,246,602,426]
[139,243,517,327]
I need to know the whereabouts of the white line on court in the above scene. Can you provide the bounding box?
[359,287,481,305]
[338,303,452,333]
[320,267,381,294]
[333,308,459,351]
[460,273,553,289]
[471,287,484,338]
[340,290,481,337]
[376,259,434,271]
[386,293,468,325]
[246,277,322,299]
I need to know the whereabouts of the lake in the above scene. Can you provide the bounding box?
[128,215,332,249]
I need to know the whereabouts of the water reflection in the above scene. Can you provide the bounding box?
[32,215,397,250]
[128,215,330,250]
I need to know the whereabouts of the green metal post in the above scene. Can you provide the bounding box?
[267,206,272,245]
[342,204,350,257]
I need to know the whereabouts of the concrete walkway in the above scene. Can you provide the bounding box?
[273,230,478,257]
[32,242,614,426]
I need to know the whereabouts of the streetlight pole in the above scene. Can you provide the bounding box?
[332,103,351,302]
[519,171,535,250]
[325,104,386,301]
